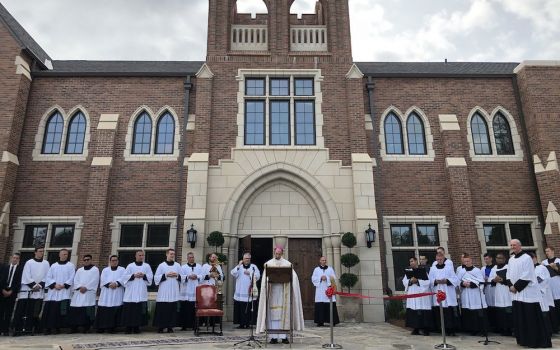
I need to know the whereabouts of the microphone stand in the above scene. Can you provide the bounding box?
[476,279,499,345]
[234,267,262,348]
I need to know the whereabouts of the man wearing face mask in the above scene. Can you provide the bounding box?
[68,255,99,333]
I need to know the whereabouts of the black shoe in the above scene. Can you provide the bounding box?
[411,329,420,335]
[167,328,174,333]
[157,328,164,333]
[423,331,430,336]
[54,328,60,335]
[97,329,105,334]
[236,325,244,329]
[181,327,187,331]
[317,323,324,327]
[133,327,140,334]
[282,339,289,344]
[270,339,278,344]
[43,329,51,335]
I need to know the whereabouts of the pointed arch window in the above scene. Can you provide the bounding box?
[64,112,86,154]
[132,112,152,154]
[406,112,426,155]
[384,113,404,154]
[493,113,514,155]
[42,111,64,154]
[471,113,492,155]
[155,112,175,154]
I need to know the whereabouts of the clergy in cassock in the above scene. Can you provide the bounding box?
[68,255,99,333]
[231,253,260,329]
[153,248,182,333]
[402,257,432,336]
[96,255,125,333]
[311,256,339,327]
[456,254,487,336]
[507,239,552,348]
[429,252,460,335]
[532,252,555,336]
[178,252,201,330]
[256,246,304,345]
[13,247,49,336]
[542,246,560,331]
[42,249,75,335]
[430,247,453,271]
[488,252,512,336]
[121,250,153,334]
[200,253,224,286]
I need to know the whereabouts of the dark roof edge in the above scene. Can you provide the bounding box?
[32,71,198,77]
[362,73,515,78]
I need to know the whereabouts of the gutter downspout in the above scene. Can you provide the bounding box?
[177,76,193,255]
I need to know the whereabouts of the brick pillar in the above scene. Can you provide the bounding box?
[345,65,367,155]
[533,152,560,249]
[439,114,481,265]
[267,0,290,55]
[79,114,119,266]
[193,65,214,155]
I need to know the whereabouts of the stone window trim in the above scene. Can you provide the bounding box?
[475,215,543,261]
[235,68,325,149]
[383,216,449,293]
[12,216,84,265]
[32,105,91,162]
[466,106,524,162]
[378,106,435,162]
[109,216,178,256]
[124,106,181,162]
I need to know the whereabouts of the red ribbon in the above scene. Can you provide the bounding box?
[326,286,447,302]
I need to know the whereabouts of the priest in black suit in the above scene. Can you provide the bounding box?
[0,253,23,335]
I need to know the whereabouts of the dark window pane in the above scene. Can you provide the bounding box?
[47,250,71,265]
[483,224,507,246]
[145,250,166,291]
[270,101,290,145]
[120,224,144,247]
[118,251,136,268]
[65,112,86,154]
[407,113,426,155]
[19,252,35,264]
[155,112,175,154]
[146,224,170,247]
[245,101,265,145]
[486,250,511,264]
[132,112,152,154]
[510,224,533,246]
[294,78,313,96]
[493,113,514,155]
[391,224,413,246]
[418,250,437,269]
[246,78,265,96]
[471,113,492,155]
[295,101,315,145]
[393,250,416,291]
[270,78,289,96]
[50,225,74,247]
[417,224,439,246]
[23,225,48,248]
[384,113,404,154]
[42,112,64,154]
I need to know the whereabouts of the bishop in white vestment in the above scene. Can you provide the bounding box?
[256,247,304,345]
[41,249,75,334]
[311,256,339,327]
[121,250,153,334]
[68,255,99,333]
[153,249,182,333]
[231,252,260,328]
[179,252,202,330]
[95,255,125,333]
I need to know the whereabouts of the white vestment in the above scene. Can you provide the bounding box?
[122,262,153,303]
[98,266,125,307]
[541,258,560,300]
[507,252,540,303]
[70,266,100,307]
[231,263,260,302]
[402,270,432,310]
[488,264,512,307]
[535,264,554,311]
[200,263,224,285]
[256,257,305,338]
[312,266,336,303]
[154,261,182,302]
[44,261,76,301]
[19,259,50,300]
[180,263,202,302]
[457,266,487,309]
[431,258,454,271]
[429,263,459,307]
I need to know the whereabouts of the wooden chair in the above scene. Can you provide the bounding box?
[194,284,224,336]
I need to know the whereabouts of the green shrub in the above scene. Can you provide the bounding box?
[385,299,405,320]
[340,273,358,291]
[207,231,225,248]
[341,253,360,268]
[341,232,357,248]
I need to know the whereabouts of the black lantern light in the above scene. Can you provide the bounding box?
[186,224,197,248]
[365,223,376,248]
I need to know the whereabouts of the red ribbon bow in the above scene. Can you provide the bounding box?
[326,286,335,298]
[436,290,446,303]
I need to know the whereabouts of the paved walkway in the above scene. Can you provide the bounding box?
[0,322,559,350]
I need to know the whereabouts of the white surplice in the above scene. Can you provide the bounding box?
[535,264,554,311]
[154,261,182,302]
[488,264,512,307]
[256,257,305,338]
[200,263,224,286]
[98,266,126,307]
[402,271,432,310]
[180,263,202,302]
[231,263,260,302]
[507,252,540,303]
[457,266,487,309]
[541,258,560,300]
[429,263,459,307]
[312,266,336,303]
[19,258,50,300]
[44,261,76,301]
[122,262,153,303]
[70,266,99,307]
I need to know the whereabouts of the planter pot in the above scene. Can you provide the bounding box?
[340,296,362,322]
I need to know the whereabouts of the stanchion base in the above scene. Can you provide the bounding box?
[434,343,456,350]
[478,340,501,345]
[322,344,343,349]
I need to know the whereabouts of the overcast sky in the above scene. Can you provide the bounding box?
[2,0,559,62]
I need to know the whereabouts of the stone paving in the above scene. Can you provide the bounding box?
[0,322,559,350]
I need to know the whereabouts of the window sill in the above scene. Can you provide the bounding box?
[32,154,88,162]
[470,155,523,162]
[381,155,435,162]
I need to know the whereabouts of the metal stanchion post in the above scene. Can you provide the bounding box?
[434,301,456,350]
[322,296,342,349]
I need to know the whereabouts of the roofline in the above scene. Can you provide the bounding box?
[32,71,197,77]
[361,73,515,78]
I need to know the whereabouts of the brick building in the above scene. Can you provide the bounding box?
[0,1,559,322]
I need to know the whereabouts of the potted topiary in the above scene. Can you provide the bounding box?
[339,232,362,322]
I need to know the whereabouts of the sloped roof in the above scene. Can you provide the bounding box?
[32,60,204,76]
[356,62,518,77]
[0,3,51,69]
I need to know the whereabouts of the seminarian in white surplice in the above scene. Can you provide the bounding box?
[256,247,304,345]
